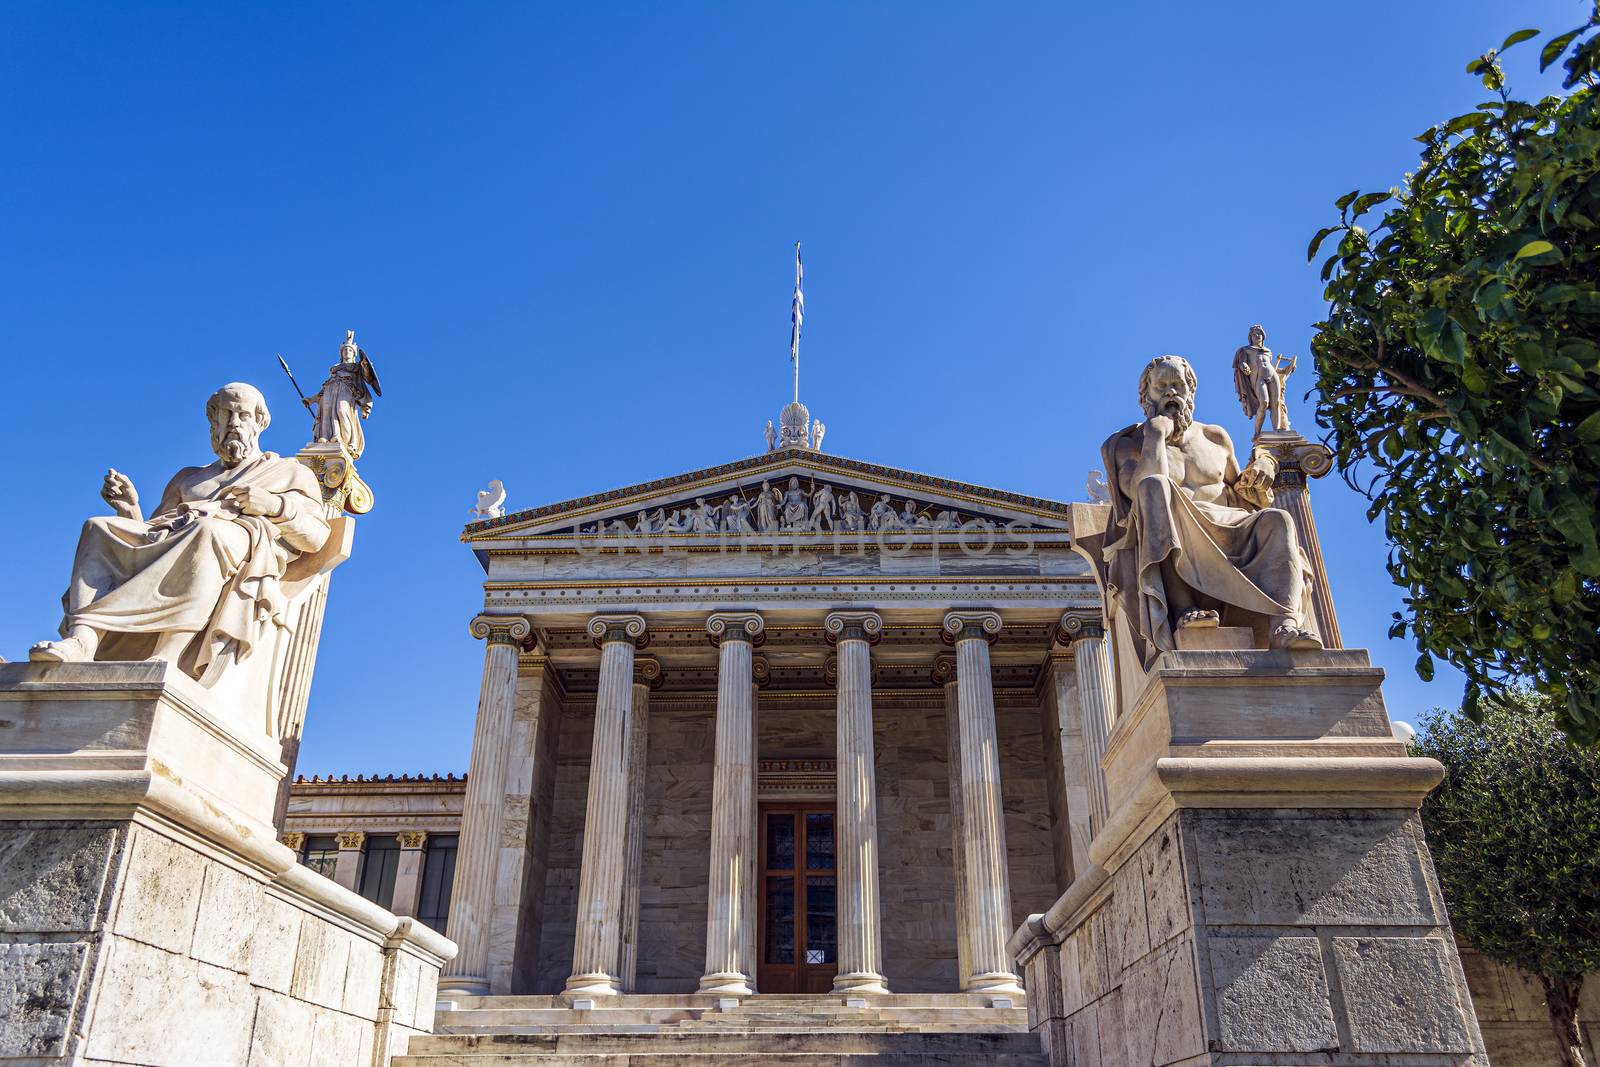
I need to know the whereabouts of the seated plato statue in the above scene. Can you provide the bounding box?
[30,383,332,685]
[1100,355,1320,663]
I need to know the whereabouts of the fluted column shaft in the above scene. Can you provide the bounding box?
[1274,465,1343,648]
[566,614,647,997]
[619,658,658,992]
[700,612,764,995]
[944,612,1024,997]
[826,611,889,995]
[1060,613,1113,834]
[936,658,974,990]
[441,614,531,996]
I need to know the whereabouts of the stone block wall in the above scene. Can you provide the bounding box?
[1022,808,1485,1066]
[0,818,446,1066]
[1458,945,1599,1066]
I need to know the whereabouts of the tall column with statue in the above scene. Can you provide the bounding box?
[1011,351,1484,1066]
[1,352,454,1063]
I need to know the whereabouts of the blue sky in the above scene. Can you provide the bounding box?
[1,2,1583,774]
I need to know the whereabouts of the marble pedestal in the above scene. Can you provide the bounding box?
[0,662,455,1066]
[1009,650,1488,1067]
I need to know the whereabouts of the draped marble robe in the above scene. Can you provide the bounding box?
[58,452,330,684]
[1100,421,1317,668]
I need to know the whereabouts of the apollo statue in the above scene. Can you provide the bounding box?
[30,383,333,684]
[1100,355,1320,663]
[1231,324,1296,437]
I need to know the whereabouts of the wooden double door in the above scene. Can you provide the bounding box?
[757,803,838,993]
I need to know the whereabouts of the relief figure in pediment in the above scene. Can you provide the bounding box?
[810,483,837,530]
[839,491,865,532]
[781,477,809,529]
[755,481,780,532]
[723,495,755,533]
[867,494,897,531]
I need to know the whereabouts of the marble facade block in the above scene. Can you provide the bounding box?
[0,661,455,1066]
[1010,649,1487,1067]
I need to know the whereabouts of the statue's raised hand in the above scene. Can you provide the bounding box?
[102,469,140,520]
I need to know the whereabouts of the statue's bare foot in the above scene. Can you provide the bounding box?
[1270,624,1323,651]
[29,636,94,663]
[1177,609,1220,629]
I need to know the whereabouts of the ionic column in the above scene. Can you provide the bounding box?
[391,830,429,917]
[618,656,660,992]
[566,614,648,997]
[440,613,531,996]
[933,655,974,991]
[332,831,365,891]
[942,611,1024,997]
[699,612,765,995]
[824,610,889,995]
[1057,612,1112,834]
[1265,436,1343,648]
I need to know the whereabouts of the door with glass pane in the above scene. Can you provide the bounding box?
[758,804,837,993]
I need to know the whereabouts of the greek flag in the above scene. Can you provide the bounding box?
[790,242,804,365]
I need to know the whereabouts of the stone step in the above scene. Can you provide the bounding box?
[406,1030,1043,1056]
[447,993,1013,1011]
[438,1008,1030,1032]
[398,1056,1048,1066]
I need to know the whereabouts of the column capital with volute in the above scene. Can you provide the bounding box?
[634,656,664,689]
[1054,609,1106,645]
[587,613,649,648]
[470,613,533,648]
[824,610,883,645]
[706,612,765,646]
[942,610,1002,645]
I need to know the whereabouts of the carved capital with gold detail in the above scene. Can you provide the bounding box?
[823,610,883,646]
[296,440,374,516]
[397,830,428,850]
[752,656,772,689]
[1055,610,1106,646]
[941,609,1002,645]
[1254,429,1335,489]
[634,656,664,690]
[587,613,649,649]
[930,653,957,688]
[335,830,367,850]
[470,614,533,648]
[706,611,766,647]
[280,831,306,852]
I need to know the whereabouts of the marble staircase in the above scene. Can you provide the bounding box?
[397,993,1045,1065]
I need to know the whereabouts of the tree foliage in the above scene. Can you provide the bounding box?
[1414,695,1600,1066]
[1308,11,1600,740]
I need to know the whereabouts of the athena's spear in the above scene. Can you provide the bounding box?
[277,354,311,409]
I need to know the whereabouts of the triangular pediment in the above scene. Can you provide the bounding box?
[462,448,1071,544]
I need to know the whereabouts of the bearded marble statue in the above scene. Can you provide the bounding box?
[30,383,333,687]
[1100,355,1320,663]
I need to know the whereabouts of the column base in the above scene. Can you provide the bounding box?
[563,972,623,997]
[437,975,490,998]
[831,971,891,996]
[697,972,754,996]
[963,971,1027,998]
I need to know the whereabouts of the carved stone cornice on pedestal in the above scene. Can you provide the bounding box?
[705,612,766,647]
[931,654,957,688]
[587,614,649,649]
[941,610,1002,646]
[633,656,664,690]
[398,830,428,850]
[280,831,306,852]
[823,610,883,646]
[1054,610,1106,645]
[470,614,533,648]
[336,830,367,850]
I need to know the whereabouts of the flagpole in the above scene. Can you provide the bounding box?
[791,242,802,405]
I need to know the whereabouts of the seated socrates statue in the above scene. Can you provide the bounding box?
[30,382,350,737]
[1100,355,1321,667]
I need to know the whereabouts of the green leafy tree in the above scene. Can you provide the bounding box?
[1414,694,1600,1067]
[1307,11,1600,740]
